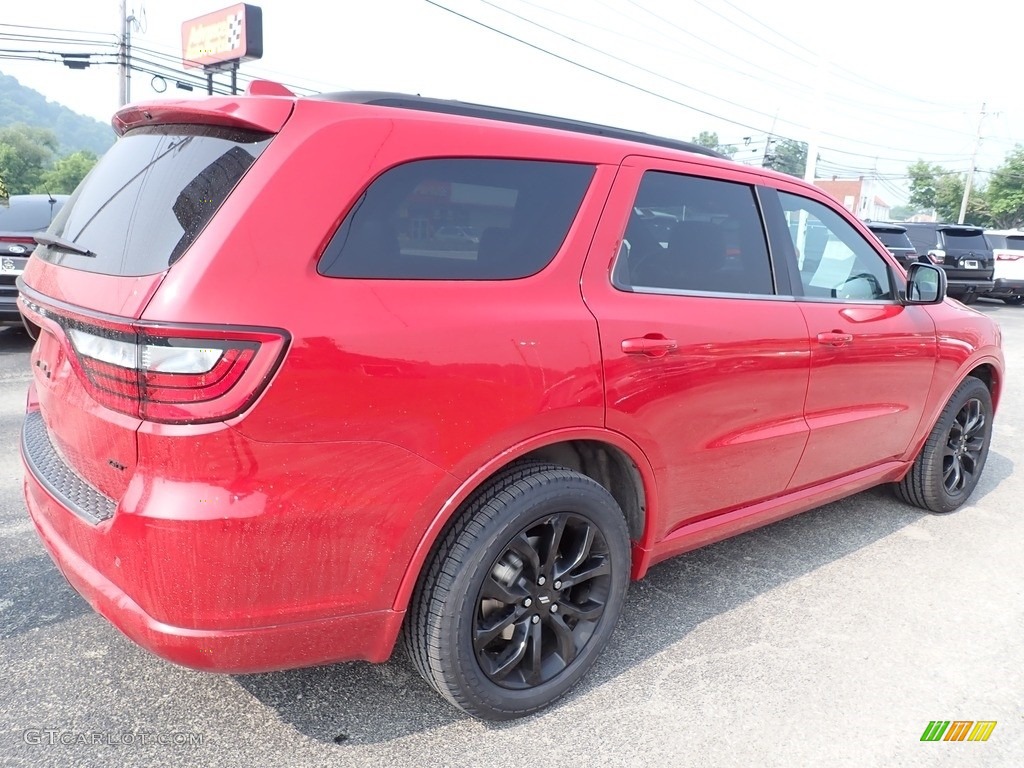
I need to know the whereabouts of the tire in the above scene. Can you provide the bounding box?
[958,292,979,305]
[1003,296,1024,306]
[894,377,993,513]
[403,461,631,720]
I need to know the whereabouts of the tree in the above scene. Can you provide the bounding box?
[889,204,916,221]
[906,160,987,225]
[34,150,97,194]
[0,123,58,194]
[691,131,736,158]
[763,138,808,177]
[985,145,1024,229]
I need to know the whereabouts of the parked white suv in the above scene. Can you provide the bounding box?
[984,230,1024,305]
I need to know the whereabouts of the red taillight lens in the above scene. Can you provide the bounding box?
[995,250,1022,261]
[58,321,287,424]
[0,236,36,245]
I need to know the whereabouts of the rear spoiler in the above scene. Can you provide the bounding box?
[112,81,296,136]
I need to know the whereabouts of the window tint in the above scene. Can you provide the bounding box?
[612,172,773,295]
[985,234,1006,249]
[318,159,594,280]
[872,229,913,249]
[942,229,988,250]
[35,126,272,276]
[1006,235,1024,251]
[902,226,939,253]
[779,192,893,301]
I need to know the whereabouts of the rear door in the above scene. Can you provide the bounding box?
[939,226,994,281]
[581,158,810,540]
[764,189,937,489]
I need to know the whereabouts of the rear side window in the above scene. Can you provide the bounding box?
[612,172,774,295]
[36,126,272,276]
[318,159,594,280]
[903,226,938,253]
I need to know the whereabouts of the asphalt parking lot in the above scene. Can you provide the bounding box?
[1,304,1021,768]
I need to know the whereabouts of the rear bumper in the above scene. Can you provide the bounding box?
[25,477,404,671]
[985,278,1024,297]
[0,292,21,324]
[946,278,994,296]
[20,406,456,672]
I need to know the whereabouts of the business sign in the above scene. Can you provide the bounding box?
[181,3,263,69]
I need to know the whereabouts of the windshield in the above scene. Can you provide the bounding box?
[35,125,272,276]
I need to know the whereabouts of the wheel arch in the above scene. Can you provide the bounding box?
[392,429,659,612]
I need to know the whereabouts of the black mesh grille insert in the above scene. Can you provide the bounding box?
[22,410,116,524]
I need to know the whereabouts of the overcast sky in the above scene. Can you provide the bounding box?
[2,0,1020,206]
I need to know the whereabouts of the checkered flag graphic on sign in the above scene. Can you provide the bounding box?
[227,12,243,51]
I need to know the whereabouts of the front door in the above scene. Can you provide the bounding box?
[767,189,937,489]
[581,160,811,542]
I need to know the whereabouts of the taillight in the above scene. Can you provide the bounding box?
[927,249,945,265]
[0,236,36,245]
[995,250,1022,261]
[19,296,289,424]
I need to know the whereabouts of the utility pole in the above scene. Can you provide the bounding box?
[118,0,127,106]
[803,52,828,184]
[958,103,987,225]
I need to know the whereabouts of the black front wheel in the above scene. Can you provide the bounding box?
[894,377,993,513]
[1003,296,1024,306]
[403,462,631,720]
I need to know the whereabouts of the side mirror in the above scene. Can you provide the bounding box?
[904,262,947,305]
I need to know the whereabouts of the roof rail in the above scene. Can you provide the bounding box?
[313,91,725,159]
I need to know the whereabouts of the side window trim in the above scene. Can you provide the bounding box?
[755,185,800,297]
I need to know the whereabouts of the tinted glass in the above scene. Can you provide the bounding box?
[873,229,914,249]
[0,198,64,232]
[902,226,938,253]
[35,126,271,276]
[779,192,893,301]
[318,159,594,280]
[1006,236,1024,250]
[612,172,774,295]
[942,229,988,250]
[985,234,1006,249]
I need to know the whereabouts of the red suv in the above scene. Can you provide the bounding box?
[19,87,1004,720]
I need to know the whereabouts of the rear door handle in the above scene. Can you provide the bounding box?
[621,335,678,357]
[817,331,853,346]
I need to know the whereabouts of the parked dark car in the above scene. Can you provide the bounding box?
[866,222,919,269]
[901,222,994,303]
[0,194,69,326]
[18,87,1004,720]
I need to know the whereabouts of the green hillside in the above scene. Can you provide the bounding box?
[0,70,114,156]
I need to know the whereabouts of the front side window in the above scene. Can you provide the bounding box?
[779,192,894,301]
[612,171,774,295]
[317,159,594,280]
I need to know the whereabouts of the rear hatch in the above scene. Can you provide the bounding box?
[937,225,994,282]
[988,233,1024,282]
[19,95,291,514]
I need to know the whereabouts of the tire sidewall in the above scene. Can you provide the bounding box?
[929,378,993,512]
[443,474,630,718]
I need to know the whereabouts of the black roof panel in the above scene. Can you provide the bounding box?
[313,91,725,159]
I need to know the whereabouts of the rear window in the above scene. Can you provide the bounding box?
[1006,236,1024,251]
[903,226,938,253]
[941,229,988,250]
[0,199,63,232]
[871,229,914,249]
[35,125,272,276]
[317,159,594,280]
